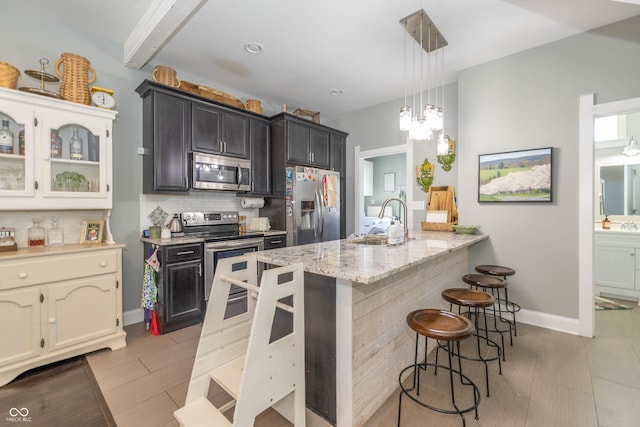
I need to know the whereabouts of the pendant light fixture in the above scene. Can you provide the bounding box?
[623,136,640,156]
[399,9,447,141]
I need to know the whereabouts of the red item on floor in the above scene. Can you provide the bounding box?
[149,310,159,336]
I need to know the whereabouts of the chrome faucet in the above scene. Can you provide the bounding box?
[379,197,409,243]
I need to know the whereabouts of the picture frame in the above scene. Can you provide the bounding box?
[478,147,553,203]
[384,172,395,192]
[80,220,104,244]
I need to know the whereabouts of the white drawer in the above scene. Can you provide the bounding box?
[0,250,118,290]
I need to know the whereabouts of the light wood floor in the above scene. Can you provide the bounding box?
[86,300,640,427]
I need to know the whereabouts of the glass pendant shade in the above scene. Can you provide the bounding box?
[410,115,431,141]
[399,106,412,131]
[431,108,443,131]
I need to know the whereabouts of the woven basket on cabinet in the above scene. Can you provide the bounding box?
[0,61,20,89]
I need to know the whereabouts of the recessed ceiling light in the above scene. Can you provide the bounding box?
[330,89,343,96]
[244,42,263,54]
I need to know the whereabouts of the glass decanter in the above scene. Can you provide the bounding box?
[28,218,45,247]
[46,217,64,247]
[69,126,84,160]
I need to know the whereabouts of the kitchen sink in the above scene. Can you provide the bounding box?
[350,235,416,246]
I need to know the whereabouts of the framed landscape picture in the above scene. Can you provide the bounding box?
[478,147,553,202]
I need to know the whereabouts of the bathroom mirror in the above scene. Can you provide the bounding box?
[595,110,640,217]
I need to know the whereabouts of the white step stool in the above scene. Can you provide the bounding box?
[175,254,305,426]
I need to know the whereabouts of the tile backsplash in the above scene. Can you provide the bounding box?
[139,193,260,232]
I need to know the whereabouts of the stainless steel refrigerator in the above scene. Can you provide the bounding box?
[284,166,340,246]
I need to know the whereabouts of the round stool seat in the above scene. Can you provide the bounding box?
[406,309,474,341]
[442,288,495,309]
[475,265,515,277]
[462,273,506,289]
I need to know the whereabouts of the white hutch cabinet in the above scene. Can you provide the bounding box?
[0,87,114,209]
[0,88,125,387]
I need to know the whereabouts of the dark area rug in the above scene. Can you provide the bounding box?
[0,356,115,427]
[595,296,634,310]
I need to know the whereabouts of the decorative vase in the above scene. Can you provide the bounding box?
[55,53,96,105]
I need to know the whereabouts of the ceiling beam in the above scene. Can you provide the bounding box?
[123,0,206,69]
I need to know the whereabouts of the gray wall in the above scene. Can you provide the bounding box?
[457,15,640,318]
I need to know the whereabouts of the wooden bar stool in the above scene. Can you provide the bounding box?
[398,309,480,427]
[462,274,512,359]
[440,288,503,397]
[475,265,520,336]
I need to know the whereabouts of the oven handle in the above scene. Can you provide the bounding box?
[206,238,265,250]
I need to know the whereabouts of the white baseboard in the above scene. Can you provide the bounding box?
[123,308,144,326]
[508,306,579,336]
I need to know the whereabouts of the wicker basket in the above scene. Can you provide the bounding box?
[245,99,263,114]
[293,108,320,123]
[198,84,245,109]
[55,53,96,105]
[152,65,180,88]
[421,221,456,232]
[0,61,20,89]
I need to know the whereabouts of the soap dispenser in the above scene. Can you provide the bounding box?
[602,215,611,230]
[387,216,403,246]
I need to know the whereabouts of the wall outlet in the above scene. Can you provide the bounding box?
[412,200,425,210]
[137,147,148,155]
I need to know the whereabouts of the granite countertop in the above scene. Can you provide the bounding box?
[0,242,126,260]
[256,230,488,284]
[140,230,287,246]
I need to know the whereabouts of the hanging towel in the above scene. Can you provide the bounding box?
[141,247,159,332]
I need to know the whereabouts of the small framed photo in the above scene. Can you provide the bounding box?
[80,220,104,244]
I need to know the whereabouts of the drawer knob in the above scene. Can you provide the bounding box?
[99,261,107,267]
[19,272,27,279]
[49,317,56,324]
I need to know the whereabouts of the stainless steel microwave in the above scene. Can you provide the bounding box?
[192,152,251,191]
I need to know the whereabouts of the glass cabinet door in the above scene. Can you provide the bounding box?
[40,114,108,199]
[0,103,34,197]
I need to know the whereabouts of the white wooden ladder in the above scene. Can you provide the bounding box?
[174,254,306,427]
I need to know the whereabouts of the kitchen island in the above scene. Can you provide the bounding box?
[256,230,488,427]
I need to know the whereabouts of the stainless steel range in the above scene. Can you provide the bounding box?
[181,211,264,312]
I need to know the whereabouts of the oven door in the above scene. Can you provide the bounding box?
[204,237,264,317]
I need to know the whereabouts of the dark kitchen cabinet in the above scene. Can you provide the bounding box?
[145,242,204,334]
[285,120,329,168]
[139,89,191,193]
[249,118,271,195]
[329,132,347,238]
[192,101,250,159]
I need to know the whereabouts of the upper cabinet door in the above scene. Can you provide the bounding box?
[0,99,35,198]
[287,121,311,165]
[221,112,249,159]
[192,102,221,154]
[309,128,329,169]
[249,118,270,195]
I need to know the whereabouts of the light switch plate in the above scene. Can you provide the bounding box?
[137,147,148,155]
[412,200,425,210]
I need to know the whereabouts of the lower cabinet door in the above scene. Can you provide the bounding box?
[595,245,636,290]
[164,260,203,331]
[0,287,41,367]
[47,275,117,351]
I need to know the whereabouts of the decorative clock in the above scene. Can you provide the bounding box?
[91,86,116,110]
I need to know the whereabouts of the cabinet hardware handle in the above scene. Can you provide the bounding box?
[116,280,119,288]
[107,184,110,192]
[177,250,195,255]
[34,181,38,190]
[106,129,110,138]
[40,338,45,348]
[270,240,282,244]
[34,118,38,127]
[19,272,27,279]
[99,261,107,267]
[116,318,120,327]
[198,264,202,276]
[40,294,44,303]
[49,317,56,324]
